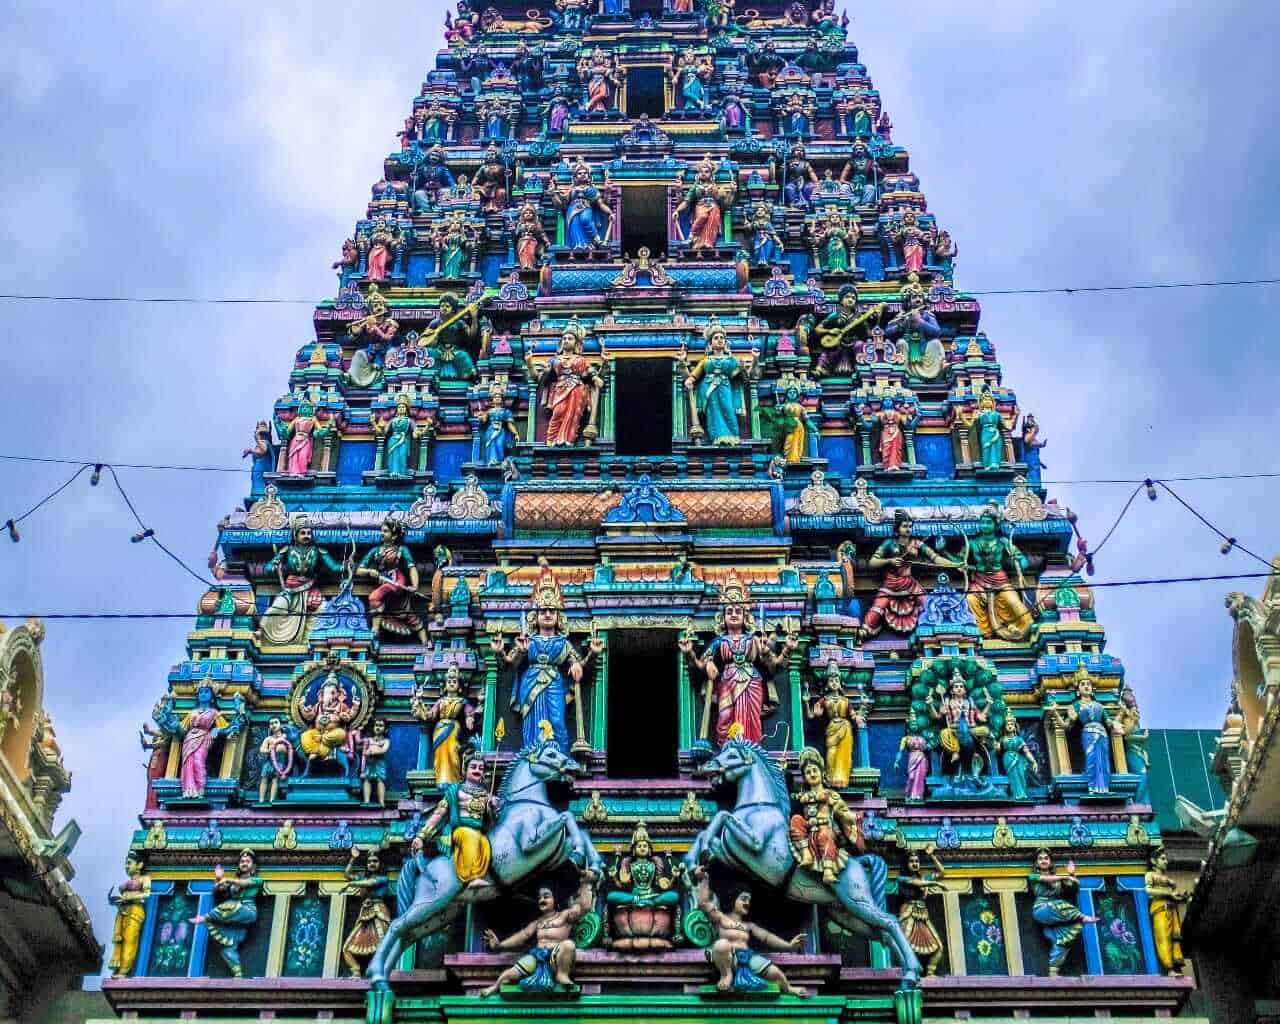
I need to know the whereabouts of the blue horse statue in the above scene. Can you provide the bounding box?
[365,738,604,989]
[682,739,922,988]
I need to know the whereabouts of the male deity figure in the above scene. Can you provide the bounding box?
[959,505,1036,641]
[480,869,598,996]
[789,747,863,883]
[413,751,500,891]
[257,717,294,804]
[813,284,884,378]
[690,864,807,995]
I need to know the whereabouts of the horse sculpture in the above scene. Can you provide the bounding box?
[366,738,604,988]
[682,739,922,987]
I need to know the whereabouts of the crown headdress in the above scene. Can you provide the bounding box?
[718,569,749,606]
[531,559,565,610]
[797,746,825,776]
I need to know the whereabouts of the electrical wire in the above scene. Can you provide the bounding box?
[1,275,1278,307]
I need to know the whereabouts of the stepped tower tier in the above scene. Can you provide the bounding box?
[103,3,1198,1023]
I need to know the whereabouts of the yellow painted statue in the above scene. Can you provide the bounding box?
[805,661,867,788]
[1144,846,1188,976]
[411,665,480,785]
[413,750,500,890]
[107,851,151,977]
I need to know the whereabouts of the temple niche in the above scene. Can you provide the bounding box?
[102,3,1193,1024]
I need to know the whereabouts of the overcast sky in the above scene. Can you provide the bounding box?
[2,1,1278,977]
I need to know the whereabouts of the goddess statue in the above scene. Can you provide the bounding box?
[433,210,477,279]
[971,391,1005,470]
[746,203,784,265]
[107,851,151,977]
[374,396,426,478]
[411,665,480,785]
[364,218,402,282]
[1144,846,1188,976]
[683,318,754,445]
[514,202,551,270]
[888,208,934,277]
[670,49,712,112]
[897,847,947,976]
[814,209,855,273]
[479,387,520,464]
[341,847,391,978]
[1029,849,1097,976]
[1048,665,1118,794]
[606,821,681,950]
[1116,686,1150,802]
[275,400,331,477]
[552,159,613,251]
[355,519,428,644]
[189,850,263,978]
[804,661,866,788]
[675,155,736,252]
[783,143,819,209]
[526,319,603,447]
[258,515,346,647]
[895,722,929,802]
[998,717,1040,799]
[153,684,247,799]
[578,48,623,112]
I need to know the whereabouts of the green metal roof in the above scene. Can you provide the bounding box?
[1147,729,1228,834]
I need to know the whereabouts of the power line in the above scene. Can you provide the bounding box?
[1,275,1279,307]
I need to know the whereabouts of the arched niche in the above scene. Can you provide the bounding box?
[0,624,45,782]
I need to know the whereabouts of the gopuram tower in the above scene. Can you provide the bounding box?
[102,3,1203,1023]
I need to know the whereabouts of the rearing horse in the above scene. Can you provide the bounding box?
[683,739,922,987]
[366,739,603,988]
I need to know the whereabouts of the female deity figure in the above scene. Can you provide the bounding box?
[960,505,1036,641]
[928,671,990,782]
[1048,666,1117,794]
[365,218,400,282]
[411,665,479,785]
[1021,413,1047,482]
[259,515,346,647]
[746,203,783,265]
[527,319,602,447]
[784,143,820,209]
[1115,685,1150,802]
[256,717,294,804]
[473,143,509,212]
[434,211,475,279]
[683,319,753,445]
[816,210,854,273]
[670,50,711,112]
[678,570,797,747]
[356,519,428,644]
[341,847,391,977]
[774,384,809,463]
[883,273,944,381]
[895,719,930,801]
[298,670,362,766]
[514,203,551,270]
[859,511,954,639]
[998,717,1040,800]
[1144,846,1188,976]
[347,285,399,388]
[242,420,275,490]
[897,847,946,977]
[840,138,880,206]
[580,49,623,112]
[276,400,326,477]
[720,90,747,132]
[606,821,681,950]
[875,396,911,469]
[358,718,391,806]
[675,155,736,252]
[933,229,958,275]
[108,852,151,977]
[376,396,424,477]
[425,293,479,380]
[781,95,811,137]
[153,684,246,799]
[789,747,863,884]
[553,159,614,251]
[804,661,866,788]
[547,87,575,134]
[1029,849,1097,976]
[491,563,601,752]
[479,387,520,464]
[889,208,935,277]
[972,391,1005,470]
[190,850,264,978]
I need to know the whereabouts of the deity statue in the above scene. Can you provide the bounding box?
[690,864,807,995]
[860,512,955,640]
[579,48,623,112]
[783,143,819,209]
[411,665,480,785]
[374,396,427,478]
[1021,413,1047,482]
[897,847,946,977]
[414,751,501,891]
[491,563,601,752]
[840,138,879,206]
[347,285,400,388]
[152,684,247,800]
[679,570,797,747]
[670,49,712,113]
[514,202,551,270]
[107,851,151,978]
[444,1,480,43]
[298,669,362,770]
[433,210,478,279]
[606,821,681,950]
[358,718,391,806]
[1048,666,1118,795]
[1144,846,1188,976]
[888,208,935,277]
[479,387,520,465]
[772,383,811,463]
[419,103,454,146]
[813,284,883,378]
[895,725,930,802]
[256,717,294,804]
[363,217,403,282]
[683,319,754,445]
[876,396,914,470]
[970,391,1005,470]
[675,155,736,252]
[814,209,855,273]
[780,94,811,138]
[959,505,1036,641]
[275,400,330,477]
[789,747,863,883]
[412,145,456,211]
[933,229,957,275]
[552,0,592,32]
[480,869,599,996]
[1029,849,1097,976]
[189,849,263,978]
[744,203,783,265]
[510,42,544,92]
[804,661,867,788]
[547,87,575,134]
[424,293,480,381]
[746,39,785,88]
[883,273,944,380]
[356,519,428,644]
[998,717,1040,800]
[473,142,509,212]
[333,236,359,279]
[341,847,391,977]
[720,90,747,132]
[552,159,614,251]
[1115,686,1150,802]
[527,319,602,447]
[927,670,991,782]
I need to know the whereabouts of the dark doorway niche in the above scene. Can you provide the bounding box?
[632,0,665,15]
[607,629,680,778]
[620,185,670,260]
[625,67,667,119]
[613,358,674,456]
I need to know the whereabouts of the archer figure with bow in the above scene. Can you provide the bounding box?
[859,510,963,641]
[355,518,428,644]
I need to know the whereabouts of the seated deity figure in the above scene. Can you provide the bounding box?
[258,515,346,648]
[606,822,681,950]
[298,670,362,767]
[783,143,820,209]
[927,670,991,782]
[813,284,884,378]
[840,138,880,206]
[884,273,944,380]
[424,293,479,381]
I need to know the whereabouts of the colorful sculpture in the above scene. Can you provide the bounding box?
[480,869,598,995]
[191,850,263,978]
[813,284,883,378]
[297,669,362,769]
[108,851,151,977]
[670,50,712,113]
[1116,686,1151,802]
[961,505,1036,641]
[927,670,991,782]
[1144,846,1188,976]
[884,273,944,380]
[683,318,754,445]
[1029,849,1097,976]
[897,847,947,977]
[895,725,930,802]
[606,822,681,950]
[998,717,1040,799]
[1048,666,1116,794]
[745,203,784,265]
[356,519,428,644]
[514,203,551,270]
[341,847,391,977]
[675,155,736,252]
[358,718,391,806]
[804,661,866,787]
[527,319,602,447]
[972,391,1005,470]
[411,665,479,785]
[258,515,345,648]
[860,511,955,639]
[554,160,613,251]
[679,571,795,747]
[256,717,294,803]
[152,685,246,800]
[789,747,863,883]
